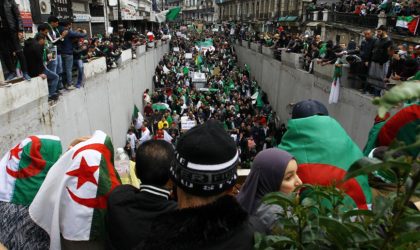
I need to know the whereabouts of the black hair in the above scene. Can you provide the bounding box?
[47,16,59,23]
[35,33,46,41]
[135,140,175,186]
[37,23,50,33]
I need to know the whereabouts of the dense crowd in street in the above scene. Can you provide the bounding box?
[0,20,419,250]
[125,30,285,169]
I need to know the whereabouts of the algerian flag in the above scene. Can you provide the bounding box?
[195,54,203,66]
[139,127,152,145]
[163,65,170,74]
[396,16,419,34]
[252,89,264,108]
[29,130,121,250]
[163,130,173,143]
[0,135,62,206]
[152,103,170,111]
[279,116,372,210]
[132,105,144,130]
[155,7,182,23]
[378,104,419,157]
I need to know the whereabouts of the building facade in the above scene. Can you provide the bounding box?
[217,0,305,22]
[182,0,219,23]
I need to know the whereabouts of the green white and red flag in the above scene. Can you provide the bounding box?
[29,130,121,250]
[278,116,372,210]
[0,135,62,206]
[396,16,419,34]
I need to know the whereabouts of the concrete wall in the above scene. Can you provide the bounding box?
[0,43,169,153]
[235,44,378,148]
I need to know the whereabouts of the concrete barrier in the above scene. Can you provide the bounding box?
[281,51,303,69]
[262,46,274,57]
[235,44,378,148]
[84,57,107,79]
[313,61,351,87]
[118,49,133,65]
[250,42,259,52]
[136,45,146,56]
[0,44,170,153]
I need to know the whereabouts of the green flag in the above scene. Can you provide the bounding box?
[166,7,181,21]
[132,105,139,120]
[0,135,62,205]
[279,115,372,210]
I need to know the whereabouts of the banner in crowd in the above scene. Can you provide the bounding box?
[181,120,196,131]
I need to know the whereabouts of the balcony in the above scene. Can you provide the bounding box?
[330,12,378,29]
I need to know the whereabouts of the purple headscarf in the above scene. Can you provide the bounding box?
[237,148,294,215]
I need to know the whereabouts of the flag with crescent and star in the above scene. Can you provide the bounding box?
[29,130,121,250]
[0,135,62,206]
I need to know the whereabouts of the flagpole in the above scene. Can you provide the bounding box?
[414,17,419,35]
[117,0,122,25]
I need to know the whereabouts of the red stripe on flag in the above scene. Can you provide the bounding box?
[298,163,368,210]
[378,105,420,146]
[407,17,419,34]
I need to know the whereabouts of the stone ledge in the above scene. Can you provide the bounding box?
[0,77,48,116]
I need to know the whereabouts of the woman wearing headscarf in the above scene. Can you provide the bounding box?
[237,148,302,231]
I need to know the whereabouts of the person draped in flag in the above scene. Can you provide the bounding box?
[29,130,121,250]
[278,100,372,210]
[0,135,62,249]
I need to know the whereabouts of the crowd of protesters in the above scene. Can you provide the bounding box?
[306,0,420,17]
[0,22,419,250]
[0,0,168,102]
[125,29,288,169]
[235,22,419,96]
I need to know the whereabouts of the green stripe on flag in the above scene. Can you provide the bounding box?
[133,105,139,120]
[166,7,181,21]
[12,138,62,205]
[90,135,120,239]
[279,116,371,207]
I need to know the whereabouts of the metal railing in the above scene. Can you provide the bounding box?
[331,12,378,28]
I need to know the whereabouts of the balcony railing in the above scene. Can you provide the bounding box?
[331,12,378,28]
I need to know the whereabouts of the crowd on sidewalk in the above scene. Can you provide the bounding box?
[235,22,419,96]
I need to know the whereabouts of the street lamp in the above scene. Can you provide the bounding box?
[117,0,122,25]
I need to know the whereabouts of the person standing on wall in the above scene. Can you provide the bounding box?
[59,20,87,90]
[0,0,31,81]
[46,16,68,95]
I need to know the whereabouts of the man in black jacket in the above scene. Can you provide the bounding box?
[369,25,393,87]
[23,34,45,78]
[106,140,177,250]
[0,0,30,81]
[141,120,265,250]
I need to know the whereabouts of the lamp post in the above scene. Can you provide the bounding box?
[117,0,122,25]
